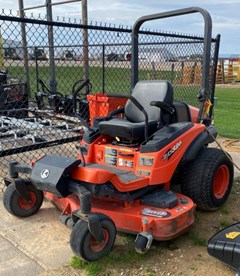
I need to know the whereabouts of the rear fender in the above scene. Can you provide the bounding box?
[182,125,217,163]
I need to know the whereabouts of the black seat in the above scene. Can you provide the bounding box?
[98,80,173,140]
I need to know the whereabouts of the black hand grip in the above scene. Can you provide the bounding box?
[150,101,175,114]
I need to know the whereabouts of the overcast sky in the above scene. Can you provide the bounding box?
[0,0,239,54]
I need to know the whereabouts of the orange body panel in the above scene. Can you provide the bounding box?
[73,123,205,192]
[45,192,195,240]
[44,122,204,240]
[87,94,127,125]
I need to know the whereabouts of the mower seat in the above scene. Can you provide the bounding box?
[99,80,173,140]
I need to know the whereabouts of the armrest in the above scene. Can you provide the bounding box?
[107,107,124,119]
[150,101,175,114]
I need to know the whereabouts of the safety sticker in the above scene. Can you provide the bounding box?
[141,208,171,218]
[225,231,240,239]
[175,206,187,212]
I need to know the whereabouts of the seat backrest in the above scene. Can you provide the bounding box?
[125,80,173,123]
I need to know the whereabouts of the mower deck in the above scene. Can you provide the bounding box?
[45,191,195,240]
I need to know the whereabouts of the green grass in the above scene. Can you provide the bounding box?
[7,65,132,95]
[220,220,232,228]
[214,88,240,139]
[219,207,230,215]
[70,257,103,276]
[6,64,191,96]
[69,234,156,275]
[188,232,206,246]
[5,65,240,138]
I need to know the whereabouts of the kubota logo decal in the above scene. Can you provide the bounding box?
[163,141,182,160]
[41,169,50,179]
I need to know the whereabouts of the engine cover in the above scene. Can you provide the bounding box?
[31,155,81,197]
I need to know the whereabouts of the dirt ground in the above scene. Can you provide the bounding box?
[39,137,239,276]
[38,178,239,276]
[1,178,239,276]
[1,171,239,276]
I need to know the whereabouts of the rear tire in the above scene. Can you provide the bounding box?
[70,213,116,261]
[3,183,44,217]
[181,148,233,210]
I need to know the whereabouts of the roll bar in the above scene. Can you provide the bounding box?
[131,7,212,99]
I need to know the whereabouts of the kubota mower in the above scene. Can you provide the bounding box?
[2,7,234,262]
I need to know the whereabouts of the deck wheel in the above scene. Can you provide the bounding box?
[70,213,116,261]
[3,183,44,217]
[135,235,149,254]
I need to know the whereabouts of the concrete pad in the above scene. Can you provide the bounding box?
[210,138,240,178]
[0,195,74,275]
[230,152,240,179]
[0,235,44,276]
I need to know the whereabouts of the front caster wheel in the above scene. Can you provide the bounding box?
[135,235,148,254]
[3,183,44,217]
[70,214,116,261]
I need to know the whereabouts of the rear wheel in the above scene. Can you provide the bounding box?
[3,183,44,217]
[70,214,116,261]
[181,148,233,210]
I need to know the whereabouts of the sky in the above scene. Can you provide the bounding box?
[0,0,239,55]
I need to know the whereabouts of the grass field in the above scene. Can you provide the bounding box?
[214,87,240,139]
[7,65,181,95]
[7,64,199,106]
[6,65,240,138]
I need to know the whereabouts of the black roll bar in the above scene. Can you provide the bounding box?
[131,7,212,100]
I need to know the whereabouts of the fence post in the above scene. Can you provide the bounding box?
[46,0,57,93]
[18,0,31,97]
[171,63,174,83]
[237,58,240,81]
[82,0,89,93]
[34,46,39,91]
[102,44,105,93]
[221,59,225,84]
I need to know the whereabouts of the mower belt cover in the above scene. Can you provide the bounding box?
[141,189,178,209]
[31,155,81,197]
[208,222,240,271]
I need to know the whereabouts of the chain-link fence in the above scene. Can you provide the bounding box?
[0,10,220,192]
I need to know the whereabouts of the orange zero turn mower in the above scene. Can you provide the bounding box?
[3,7,234,262]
